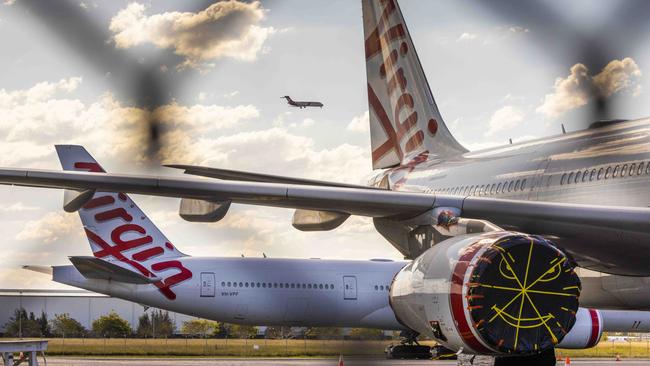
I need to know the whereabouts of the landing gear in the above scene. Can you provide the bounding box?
[494,348,556,366]
[384,330,432,359]
[457,348,556,366]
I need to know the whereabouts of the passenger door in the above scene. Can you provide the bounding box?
[200,272,215,297]
[343,276,357,300]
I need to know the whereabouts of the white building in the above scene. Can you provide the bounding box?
[0,289,196,333]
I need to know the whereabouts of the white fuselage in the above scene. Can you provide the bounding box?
[53,257,407,329]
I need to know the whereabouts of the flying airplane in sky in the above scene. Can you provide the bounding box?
[5,0,650,365]
[281,95,324,109]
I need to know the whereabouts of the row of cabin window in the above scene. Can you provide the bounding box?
[436,178,529,197]
[222,281,334,290]
[560,161,650,185]
[374,285,390,291]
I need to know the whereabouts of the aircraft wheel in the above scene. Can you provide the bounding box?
[494,348,556,366]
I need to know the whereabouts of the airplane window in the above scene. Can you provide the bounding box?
[582,170,589,182]
[239,282,243,287]
[605,167,612,179]
[622,164,628,177]
[285,283,290,288]
[279,283,284,288]
[380,285,384,291]
[331,284,334,289]
[345,284,349,290]
[302,284,306,289]
[521,179,527,190]
[573,170,582,183]
[501,182,507,193]
[227,282,231,287]
[245,282,249,288]
[221,282,225,287]
[496,183,502,193]
[256,282,260,288]
[560,173,567,185]
[374,285,378,290]
[262,283,267,288]
[508,181,514,192]
[590,169,596,181]
[274,283,278,288]
[597,168,604,180]
[324,284,329,289]
[489,184,494,194]
[233,282,238,288]
[646,163,650,174]
[290,283,295,288]
[319,284,323,289]
[567,172,574,184]
[613,165,620,177]
[515,179,521,191]
[308,284,312,289]
[638,162,644,175]
[630,163,637,176]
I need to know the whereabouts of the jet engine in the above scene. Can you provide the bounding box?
[389,231,581,355]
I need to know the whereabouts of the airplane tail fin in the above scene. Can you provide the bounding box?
[55,145,191,299]
[362,0,467,169]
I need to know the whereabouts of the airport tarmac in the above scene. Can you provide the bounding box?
[45,357,650,366]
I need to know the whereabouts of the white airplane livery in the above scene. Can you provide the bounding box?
[6,1,650,365]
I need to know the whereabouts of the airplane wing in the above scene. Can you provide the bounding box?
[1,167,650,275]
[165,164,382,190]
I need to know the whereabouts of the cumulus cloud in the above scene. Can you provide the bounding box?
[536,57,642,118]
[16,212,79,243]
[457,32,477,42]
[0,202,38,212]
[109,1,275,68]
[346,110,369,132]
[0,77,260,166]
[486,105,525,136]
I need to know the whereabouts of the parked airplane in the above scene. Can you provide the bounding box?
[4,0,650,365]
[17,145,650,365]
[282,95,323,109]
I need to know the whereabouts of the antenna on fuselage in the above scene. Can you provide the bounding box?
[509,138,513,144]
[561,123,566,134]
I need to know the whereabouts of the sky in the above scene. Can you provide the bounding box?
[0,0,650,288]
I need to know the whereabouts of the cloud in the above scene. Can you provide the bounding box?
[457,32,477,42]
[0,77,260,166]
[346,110,369,132]
[536,57,642,118]
[486,105,525,136]
[15,212,79,243]
[0,202,38,212]
[109,1,275,68]
[508,26,529,34]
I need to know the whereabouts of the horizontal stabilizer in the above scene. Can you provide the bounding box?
[166,164,382,190]
[69,256,160,284]
[22,265,53,276]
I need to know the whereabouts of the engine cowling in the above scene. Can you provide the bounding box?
[389,231,581,355]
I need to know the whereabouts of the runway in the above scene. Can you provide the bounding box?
[45,357,650,366]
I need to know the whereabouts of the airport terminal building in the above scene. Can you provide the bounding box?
[0,289,196,333]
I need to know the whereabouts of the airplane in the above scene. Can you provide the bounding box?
[281,95,323,109]
[4,0,650,365]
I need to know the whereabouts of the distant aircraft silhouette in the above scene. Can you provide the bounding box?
[282,96,323,109]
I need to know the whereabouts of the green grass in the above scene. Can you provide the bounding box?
[557,341,650,359]
[4,338,436,357]
[4,338,650,358]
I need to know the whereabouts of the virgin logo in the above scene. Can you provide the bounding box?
[365,0,434,164]
[74,162,192,300]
